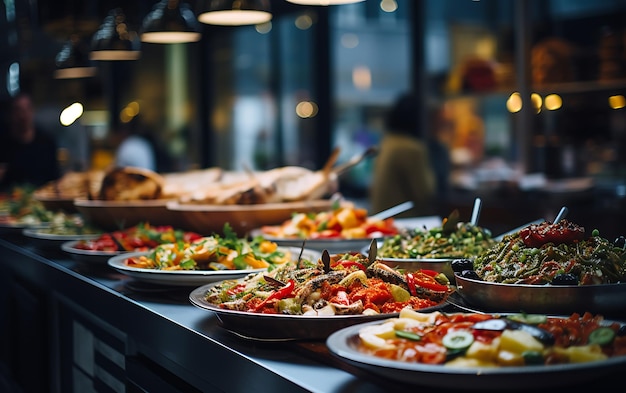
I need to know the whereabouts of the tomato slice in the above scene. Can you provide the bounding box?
[519,219,585,248]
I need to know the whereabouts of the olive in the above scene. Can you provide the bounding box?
[451,258,474,273]
[458,270,481,280]
[473,319,555,346]
[551,273,578,286]
[614,236,626,249]
[522,350,544,365]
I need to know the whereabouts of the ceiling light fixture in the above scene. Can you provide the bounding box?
[54,35,97,79]
[198,0,272,26]
[90,8,141,60]
[141,0,201,43]
[285,0,365,5]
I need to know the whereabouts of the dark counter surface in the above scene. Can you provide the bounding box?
[1,231,625,392]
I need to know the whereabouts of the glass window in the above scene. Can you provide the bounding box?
[331,0,412,197]
[207,0,626,189]
[207,10,319,172]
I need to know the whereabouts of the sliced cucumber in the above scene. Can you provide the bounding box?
[442,330,474,350]
[588,326,616,346]
[395,330,422,341]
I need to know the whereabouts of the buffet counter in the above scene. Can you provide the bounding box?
[0,232,624,393]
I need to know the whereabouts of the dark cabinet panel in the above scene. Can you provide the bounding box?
[9,278,51,393]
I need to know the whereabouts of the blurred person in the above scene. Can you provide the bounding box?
[0,92,61,191]
[112,118,157,172]
[426,103,454,199]
[370,92,437,218]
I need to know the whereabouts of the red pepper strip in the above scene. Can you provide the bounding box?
[252,279,296,312]
[226,283,247,296]
[336,261,366,271]
[412,273,449,292]
[419,269,440,277]
[405,273,418,296]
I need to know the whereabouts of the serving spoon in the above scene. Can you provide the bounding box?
[370,200,414,221]
[469,197,482,226]
[367,238,377,265]
[331,145,378,176]
[553,206,568,223]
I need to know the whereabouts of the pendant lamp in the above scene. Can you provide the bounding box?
[90,8,141,60]
[141,0,201,43]
[54,35,97,79]
[198,0,272,26]
[286,0,365,4]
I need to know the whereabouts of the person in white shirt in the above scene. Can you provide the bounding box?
[112,118,157,171]
[115,133,156,171]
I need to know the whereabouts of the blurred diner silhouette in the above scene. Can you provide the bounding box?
[0,92,61,191]
[369,92,438,218]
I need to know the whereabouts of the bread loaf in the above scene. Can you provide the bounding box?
[98,167,164,201]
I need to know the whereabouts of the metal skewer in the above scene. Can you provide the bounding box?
[554,206,568,223]
[470,197,482,226]
[370,201,414,221]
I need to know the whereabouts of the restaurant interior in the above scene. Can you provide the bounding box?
[2,0,626,236]
[1,1,626,392]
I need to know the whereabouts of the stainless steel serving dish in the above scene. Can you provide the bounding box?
[189,281,447,340]
[454,273,626,318]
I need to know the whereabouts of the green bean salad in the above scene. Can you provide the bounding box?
[378,221,495,259]
[472,228,626,285]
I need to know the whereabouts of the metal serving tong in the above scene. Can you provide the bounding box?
[368,238,377,265]
[331,145,378,177]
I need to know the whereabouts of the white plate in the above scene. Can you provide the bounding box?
[61,240,127,264]
[108,247,323,287]
[249,228,377,254]
[326,318,626,390]
[0,221,50,233]
[23,228,101,245]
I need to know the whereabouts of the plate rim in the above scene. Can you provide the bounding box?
[22,228,101,241]
[0,221,51,230]
[107,251,267,277]
[107,246,322,285]
[61,239,126,257]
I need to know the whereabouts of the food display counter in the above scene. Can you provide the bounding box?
[0,231,624,393]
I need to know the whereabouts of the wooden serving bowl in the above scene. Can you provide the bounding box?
[166,199,334,237]
[74,198,187,231]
